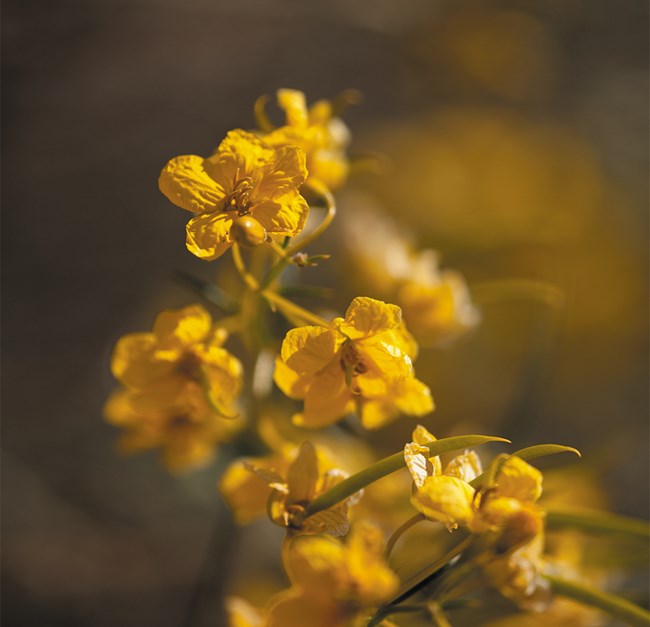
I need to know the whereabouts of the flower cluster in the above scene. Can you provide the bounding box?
[103,89,648,627]
[105,305,243,471]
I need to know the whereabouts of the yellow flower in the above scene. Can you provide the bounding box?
[159,129,309,260]
[274,297,433,429]
[265,523,399,627]
[343,208,479,346]
[263,89,352,191]
[221,441,360,536]
[105,305,243,471]
[405,425,483,530]
[104,380,241,472]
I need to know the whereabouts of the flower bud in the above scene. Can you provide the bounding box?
[231,216,267,247]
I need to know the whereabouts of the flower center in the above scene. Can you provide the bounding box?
[224,176,255,216]
[175,352,202,381]
[340,341,368,376]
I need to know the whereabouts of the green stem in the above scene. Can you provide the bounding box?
[546,509,650,537]
[545,574,650,627]
[261,289,329,327]
[231,244,259,291]
[285,180,336,256]
[303,435,509,519]
[385,514,425,559]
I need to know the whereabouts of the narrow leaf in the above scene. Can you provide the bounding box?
[512,444,581,461]
[546,509,650,537]
[545,574,650,627]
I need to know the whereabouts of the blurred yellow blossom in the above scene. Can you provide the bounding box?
[220,440,360,535]
[343,206,479,346]
[159,129,309,260]
[274,297,433,429]
[263,89,352,191]
[104,305,243,472]
[263,523,399,626]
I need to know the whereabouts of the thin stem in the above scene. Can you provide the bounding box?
[545,574,650,627]
[427,602,452,627]
[261,289,329,327]
[546,509,650,537]
[302,435,509,520]
[385,514,425,559]
[231,244,259,291]
[391,535,474,605]
[285,180,336,256]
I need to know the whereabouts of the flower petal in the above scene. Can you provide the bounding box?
[110,332,176,388]
[338,297,403,340]
[186,212,233,260]
[255,145,308,201]
[279,326,342,377]
[444,451,483,483]
[495,457,543,503]
[158,155,225,214]
[296,362,353,428]
[411,475,476,530]
[286,441,319,504]
[253,191,309,236]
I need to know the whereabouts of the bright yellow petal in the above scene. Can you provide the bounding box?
[158,155,225,214]
[255,145,308,201]
[338,297,403,340]
[152,305,211,347]
[411,475,476,530]
[280,326,342,376]
[298,362,353,428]
[496,457,543,503]
[186,212,233,260]
[444,451,483,483]
[273,358,312,398]
[252,191,309,237]
[359,338,413,382]
[204,129,274,190]
[277,89,309,128]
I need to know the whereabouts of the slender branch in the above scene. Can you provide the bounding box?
[545,574,650,627]
[261,289,329,327]
[385,514,425,559]
[285,181,336,256]
[546,509,650,537]
[231,244,259,291]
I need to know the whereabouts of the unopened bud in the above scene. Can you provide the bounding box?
[231,216,267,247]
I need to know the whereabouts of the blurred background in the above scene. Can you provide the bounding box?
[3,0,648,625]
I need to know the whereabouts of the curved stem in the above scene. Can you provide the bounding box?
[546,509,650,537]
[385,514,425,559]
[261,289,329,327]
[231,244,259,291]
[545,574,650,627]
[285,181,336,256]
[253,94,275,132]
[391,535,474,605]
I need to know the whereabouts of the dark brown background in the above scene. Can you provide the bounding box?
[3,1,648,625]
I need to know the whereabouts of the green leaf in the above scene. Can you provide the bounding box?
[546,509,650,537]
[512,444,581,461]
[545,574,650,627]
